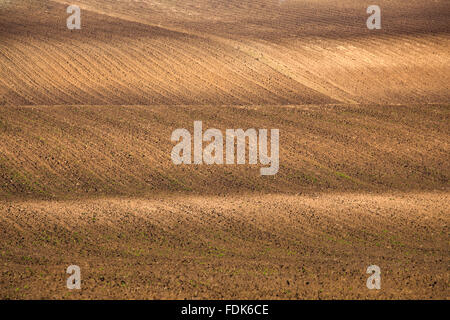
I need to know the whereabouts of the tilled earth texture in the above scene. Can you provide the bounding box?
[0,0,449,299]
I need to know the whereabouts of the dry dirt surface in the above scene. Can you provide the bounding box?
[0,0,449,299]
[0,104,448,198]
[0,193,448,299]
[1,0,449,105]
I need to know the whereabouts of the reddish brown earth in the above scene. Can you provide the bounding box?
[0,104,449,198]
[0,0,449,299]
[1,0,449,105]
[1,193,448,299]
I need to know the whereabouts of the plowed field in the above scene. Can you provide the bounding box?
[0,0,448,299]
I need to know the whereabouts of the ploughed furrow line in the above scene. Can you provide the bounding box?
[160,38,327,105]
[0,105,448,199]
[0,193,448,299]
[2,38,112,105]
[61,0,449,103]
[0,1,334,105]
[55,0,450,39]
[162,40,273,105]
[256,33,450,104]
[4,0,449,105]
[146,40,249,105]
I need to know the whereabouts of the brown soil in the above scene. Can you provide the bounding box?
[1,0,449,105]
[0,193,448,299]
[0,0,449,299]
[0,104,448,198]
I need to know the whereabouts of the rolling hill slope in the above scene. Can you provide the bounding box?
[0,0,449,301]
[0,104,448,198]
[0,0,449,105]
